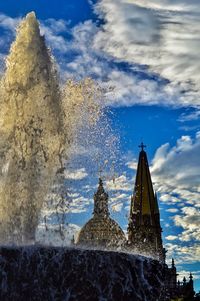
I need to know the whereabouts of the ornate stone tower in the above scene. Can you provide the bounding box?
[93,178,109,217]
[77,178,126,249]
[166,259,178,293]
[127,143,165,262]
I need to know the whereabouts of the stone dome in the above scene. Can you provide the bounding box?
[76,178,126,249]
[77,215,126,249]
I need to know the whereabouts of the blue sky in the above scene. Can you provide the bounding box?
[0,0,200,292]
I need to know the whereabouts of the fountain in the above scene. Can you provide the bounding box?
[0,12,103,245]
[0,12,166,301]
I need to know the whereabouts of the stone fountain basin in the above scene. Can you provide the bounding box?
[0,246,164,301]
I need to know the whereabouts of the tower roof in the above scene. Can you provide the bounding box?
[172,258,175,268]
[154,192,159,215]
[128,144,164,262]
[130,144,160,226]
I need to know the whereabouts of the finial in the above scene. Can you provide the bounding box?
[189,272,193,280]
[95,177,105,196]
[183,276,186,283]
[138,142,146,151]
[172,258,175,268]
[98,165,103,179]
[99,177,103,187]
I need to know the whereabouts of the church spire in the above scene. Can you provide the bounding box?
[129,143,158,226]
[154,191,159,214]
[128,144,164,262]
[93,178,109,217]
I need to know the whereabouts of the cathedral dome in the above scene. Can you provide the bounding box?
[76,179,126,249]
[77,215,126,249]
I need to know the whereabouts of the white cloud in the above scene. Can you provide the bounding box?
[0,13,20,32]
[151,132,200,205]
[126,0,194,12]
[69,196,92,213]
[173,207,200,242]
[178,109,200,122]
[68,192,80,198]
[126,159,138,170]
[60,19,178,107]
[40,19,70,53]
[109,192,130,212]
[2,10,200,108]
[43,18,69,34]
[0,12,180,107]
[165,242,200,264]
[106,174,132,192]
[160,194,182,204]
[166,235,178,241]
[166,208,179,213]
[64,168,88,180]
[151,133,200,260]
[93,0,200,107]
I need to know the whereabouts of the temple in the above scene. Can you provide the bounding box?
[76,178,126,249]
[127,143,165,261]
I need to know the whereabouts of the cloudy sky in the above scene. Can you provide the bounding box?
[0,0,200,291]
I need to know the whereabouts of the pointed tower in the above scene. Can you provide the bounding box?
[77,178,126,249]
[127,143,165,261]
[189,272,193,284]
[168,259,178,291]
[187,272,195,298]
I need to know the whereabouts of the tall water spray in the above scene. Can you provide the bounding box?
[0,12,117,245]
[0,12,68,244]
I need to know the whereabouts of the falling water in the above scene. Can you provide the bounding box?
[0,12,106,245]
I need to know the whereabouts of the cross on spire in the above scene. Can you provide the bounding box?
[138,142,146,151]
[98,165,103,179]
